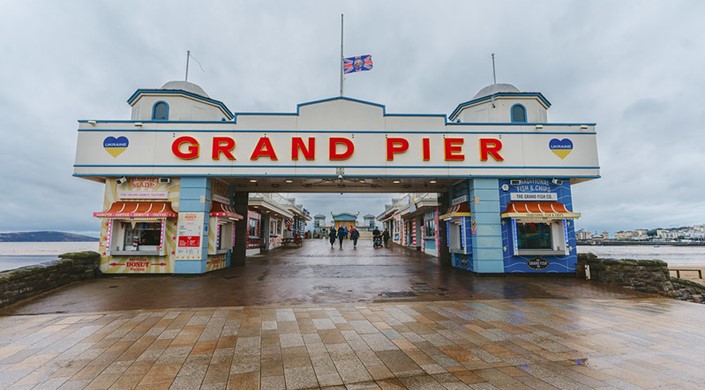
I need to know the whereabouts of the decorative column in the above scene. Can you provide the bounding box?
[437,191,451,266]
[469,178,504,273]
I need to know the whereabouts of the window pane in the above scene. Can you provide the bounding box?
[517,222,552,249]
[511,105,526,123]
[123,222,161,249]
[153,102,169,120]
[425,219,435,237]
[249,218,258,237]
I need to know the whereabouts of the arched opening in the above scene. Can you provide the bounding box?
[152,101,169,120]
[511,104,527,123]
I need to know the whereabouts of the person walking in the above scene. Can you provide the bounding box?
[350,227,360,248]
[337,226,346,249]
[328,228,337,248]
[382,228,390,248]
[372,227,382,248]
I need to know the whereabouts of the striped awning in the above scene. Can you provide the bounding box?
[501,202,581,219]
[94,201,177,218]
[210,202,243,220]
[440,202,471,221]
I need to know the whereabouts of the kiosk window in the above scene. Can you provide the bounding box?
[517,222,552,250]
[110,220,165,255]
[123,222,161,249]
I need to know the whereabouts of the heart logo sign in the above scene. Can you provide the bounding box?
[549,138,573,159]
[103,136,129,157]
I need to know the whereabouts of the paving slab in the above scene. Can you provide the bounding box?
[1,240,704,388]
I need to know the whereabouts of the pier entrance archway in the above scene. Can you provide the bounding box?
[77,93,599,275]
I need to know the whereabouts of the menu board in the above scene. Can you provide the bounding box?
[176,212,204,260]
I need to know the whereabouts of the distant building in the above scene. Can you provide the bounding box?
[248,193,311,254]
[615,231,634,240]
[331,212,359,230]
[313,214,326,238]
[362,214,376,231]
[377,193,440,257]
[576,229,592,241]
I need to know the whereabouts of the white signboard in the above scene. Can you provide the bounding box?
[176,212,204,260]
[510,193,558,201]
[74,99,599,179]
[451,195,468,206]
[119,191,169,199]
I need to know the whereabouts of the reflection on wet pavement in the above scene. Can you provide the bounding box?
[2,239,644,315]
[1,240,705,388]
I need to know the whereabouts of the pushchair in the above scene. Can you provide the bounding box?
[373,235,383,248]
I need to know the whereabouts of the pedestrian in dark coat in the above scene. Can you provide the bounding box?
[350,227,360,248]
[382,228,390,247]
[328,229,337,248]
[337,226,346,249]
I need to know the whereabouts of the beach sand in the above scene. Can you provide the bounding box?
[669,265,705,286]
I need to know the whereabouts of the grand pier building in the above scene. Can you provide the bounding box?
[75,80,599,274]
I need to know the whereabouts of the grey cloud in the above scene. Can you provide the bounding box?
[1,0,704,235]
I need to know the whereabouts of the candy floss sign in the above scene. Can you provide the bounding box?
[176,212,204,260]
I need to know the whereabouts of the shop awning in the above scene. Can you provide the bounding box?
[210,202,243,220]
[440,202,471,221]
[94,201,177,218]
[501,202,581,219]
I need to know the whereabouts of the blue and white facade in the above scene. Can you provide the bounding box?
[75,79,599,274]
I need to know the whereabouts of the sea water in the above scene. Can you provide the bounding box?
[0,242,98,272]
[1,242,704,272]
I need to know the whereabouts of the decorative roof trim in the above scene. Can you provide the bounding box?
[127,89,234,120]
[449,92,552,122]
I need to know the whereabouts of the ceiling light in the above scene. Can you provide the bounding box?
[429,180,437,184]
[393,180,401,184]
[249,179,258,183]
[285,179,293,183]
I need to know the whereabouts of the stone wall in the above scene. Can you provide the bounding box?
[671,278,705,304]
[578,253,705,304]
[0,251,100,308]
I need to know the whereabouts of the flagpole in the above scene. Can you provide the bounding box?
[339,14,344,96]
[185,50,190,82]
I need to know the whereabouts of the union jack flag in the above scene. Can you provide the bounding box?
[343,55,373,74]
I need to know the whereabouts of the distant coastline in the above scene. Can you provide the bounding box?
[578,240,705,247]
[0,231,99,243]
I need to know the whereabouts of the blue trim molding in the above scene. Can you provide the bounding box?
[234,96,449,123]
[128,89,234,120]
[449,92,552,122]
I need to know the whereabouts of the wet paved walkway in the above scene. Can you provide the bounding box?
[1,240,705,389]
[2,239,639,315]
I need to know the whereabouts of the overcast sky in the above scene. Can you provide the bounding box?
[1,0,704,236]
